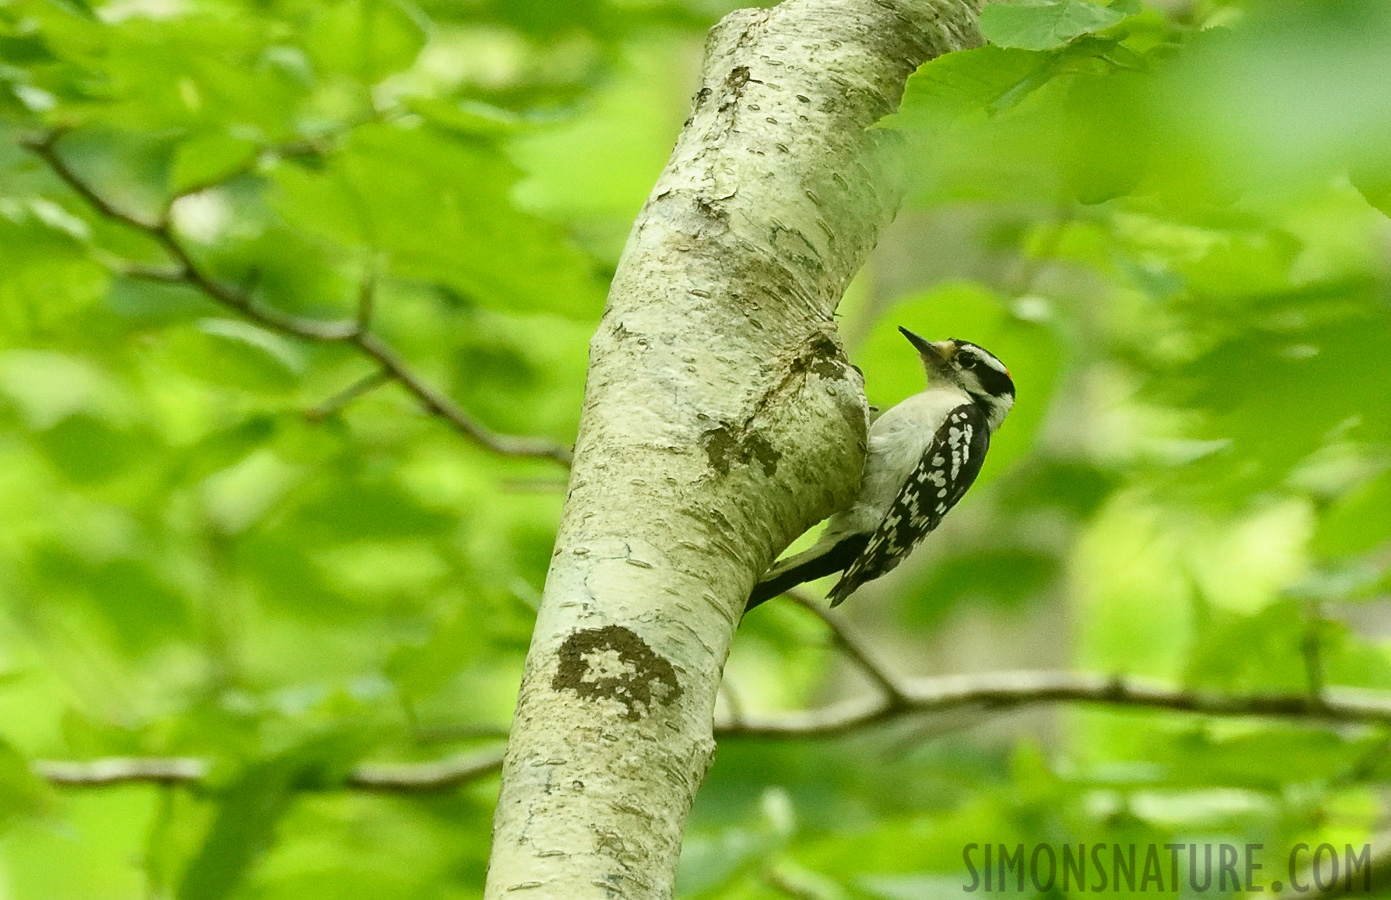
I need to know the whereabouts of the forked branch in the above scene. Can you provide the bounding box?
[19,130,572,466]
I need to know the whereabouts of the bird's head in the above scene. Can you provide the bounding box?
[899,327,1015,430]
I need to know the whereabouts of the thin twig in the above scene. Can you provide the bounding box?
[356,257,378,333]
[305,368,392,422]
[18,129,157,233]
[19,130,572,466]
[1303,601,1328,702]
[32,673,1391,789]
[787,588,909,709]
[718,678,747,731]
[412,723,515,745]
[498,478,568,493]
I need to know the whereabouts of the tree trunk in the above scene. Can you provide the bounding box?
[483,2,983,897]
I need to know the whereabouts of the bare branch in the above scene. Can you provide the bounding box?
[717,670,1391,739]
[345,748,506,792]
[19,130,573,466]
[155,230,361,341]
[118,262,189,283]
[786,588,909,709]
[18,130,158,232]
[32,674,1391,791]
[34,756,208,787]
[35,748,505,793]
[353,331,573,465]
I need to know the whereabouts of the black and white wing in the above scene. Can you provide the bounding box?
[826,404,990,607]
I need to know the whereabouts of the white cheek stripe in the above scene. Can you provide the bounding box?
[961,345,1009,376]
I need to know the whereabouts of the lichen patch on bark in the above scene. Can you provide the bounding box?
[552,625,683,720]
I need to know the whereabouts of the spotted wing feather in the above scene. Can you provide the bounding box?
[827,404,990,607]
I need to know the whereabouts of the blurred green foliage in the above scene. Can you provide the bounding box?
[3,0,1391,897]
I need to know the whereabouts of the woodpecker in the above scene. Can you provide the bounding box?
[747,327,1015,612]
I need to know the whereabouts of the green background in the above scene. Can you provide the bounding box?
[3,0,1391,896]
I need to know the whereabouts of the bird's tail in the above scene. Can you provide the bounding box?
[745,534,869,613]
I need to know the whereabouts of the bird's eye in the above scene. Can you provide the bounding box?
[958,355,977,370]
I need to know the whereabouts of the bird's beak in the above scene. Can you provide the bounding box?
[898,327,954,367]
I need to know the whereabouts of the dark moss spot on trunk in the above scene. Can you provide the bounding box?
[807,335,846,378]
[701,423,780,476]
[786,333,849,380]
[745,432,781,475]
[552,625,682,720]
[720,66,754,112]
[700,424,740,474]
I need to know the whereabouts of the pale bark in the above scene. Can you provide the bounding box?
[483,2,983,897]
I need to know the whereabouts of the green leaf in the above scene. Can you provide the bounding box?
[34,549,192,653]
[1062,69,1150,203]
[163,318,305,393]
[1350,161,1391,217]
[1157,310,1391,497]
[0,204,109,338]
[1003,459,1120,518]
[981,0,1128,51]
[902,548,1058,625]
[235,532,345,619]
[0,31,56,65]
[304,0,426,83]
[270,123,603,317]
[170,133,259,196]
[889,46,1056,135]
[76,18,308,135]
[201,449,303,535]
[1315,468,1391,559]
[1183,597,1313,692]
[173,414,281,484]
[177,732,363,900]
[289,477,456,542]
[1154,728,1380,790]
[860,874,968,900]
[0,350,118,430]
[34,414,141,484]
[195,216,358,322]
[406,98,528,138]
[385,603,488,700]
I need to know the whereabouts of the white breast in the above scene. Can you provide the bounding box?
[832,385,973,535]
